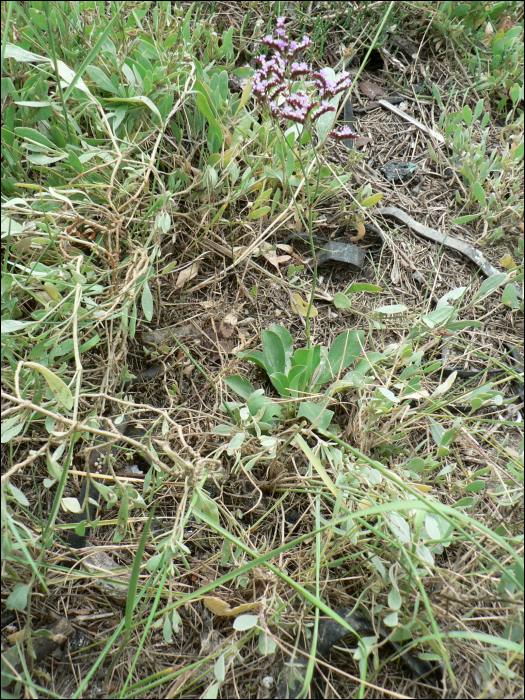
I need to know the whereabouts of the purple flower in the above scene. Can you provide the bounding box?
[311,100,336,121]
[329,126,359,140]
[251,22,358,141]
[290,61,310,78]
[281,104,308,124]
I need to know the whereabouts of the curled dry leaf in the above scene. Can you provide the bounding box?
[204,596,261,617]
[223,312,238,327]
[174,263,199,290]
[262,252,291,271]
[232,326,248,354]
[348,219,366,242]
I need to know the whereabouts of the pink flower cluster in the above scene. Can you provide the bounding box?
[251,17,357,141]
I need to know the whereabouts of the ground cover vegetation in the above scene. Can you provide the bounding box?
[1,1,523,698]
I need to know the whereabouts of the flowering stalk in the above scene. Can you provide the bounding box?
[252,16,357,346]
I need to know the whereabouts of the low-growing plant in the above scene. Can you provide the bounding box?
[429,97,524,240]
[220,383,282,436]
[226,324,364,431]
[434,1,523,108]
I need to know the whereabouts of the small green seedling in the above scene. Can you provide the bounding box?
[227,324,364,431]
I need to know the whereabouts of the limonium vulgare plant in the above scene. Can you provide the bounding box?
[252,16,357,346]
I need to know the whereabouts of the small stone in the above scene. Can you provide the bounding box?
[380,161,418,183]
[261,676,274,689]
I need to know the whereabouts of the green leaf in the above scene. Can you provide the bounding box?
[1,320,37,333]
[472,181,486,207]
[24,362,73,410]
[324,331,364,381]
[388,587,402,611]
[225,375,255,400]
[4,43,49,64]
[259,630,277,656]
[361,193,384,207]
[453,214,481,224]
[464,480,486,492]
[203,683,220,699]
[268,324,294,366]
[298,401,333,431]
[502,284,518,308]
[214,654,226,683]
[345,283,382,293]
[196,92,219,128]
[233,614,259,631]
[373,304,408,316]
[445,321,484,330]
[269,372,289,397]
[473,273,507,302]
[134,95,162,122]
[287,365,308,397]
[141,281,153,321]
[377,387,399,403]
[462,105,472,126]
[472,98,484,122]
[228,432,245,451]
[241,349,268,373]
[195,487,220,526]
[291,347,319,373]
[383,611,398,627]
[295,433,338,498]
[248,206,271,220]
[14,127,57,151]
[1,416,25,443]
[86,65,122,95]
[333,292,352,309]
[315,72,339,144]
[421,306,456,328]
[6,583,30,612]
[436,286,467,310]
[261,331,286,375]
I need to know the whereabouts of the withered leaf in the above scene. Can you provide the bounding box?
[359,81,387,99]
[204,596,261,617]
[262,252,291,271]
[291,293,318,318]
[174,263,199,290]
[348,220,366,242]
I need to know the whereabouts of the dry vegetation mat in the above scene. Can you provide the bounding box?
[1,2,524,699]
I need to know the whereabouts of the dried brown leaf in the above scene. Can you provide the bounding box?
[174,263,199,290]
[359,81,386,99]
[262,253,291,270]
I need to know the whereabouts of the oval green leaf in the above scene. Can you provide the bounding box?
[361,193,384,207]
[141,281,154,321]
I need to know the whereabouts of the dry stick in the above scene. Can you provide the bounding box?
[378,99,447,145]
